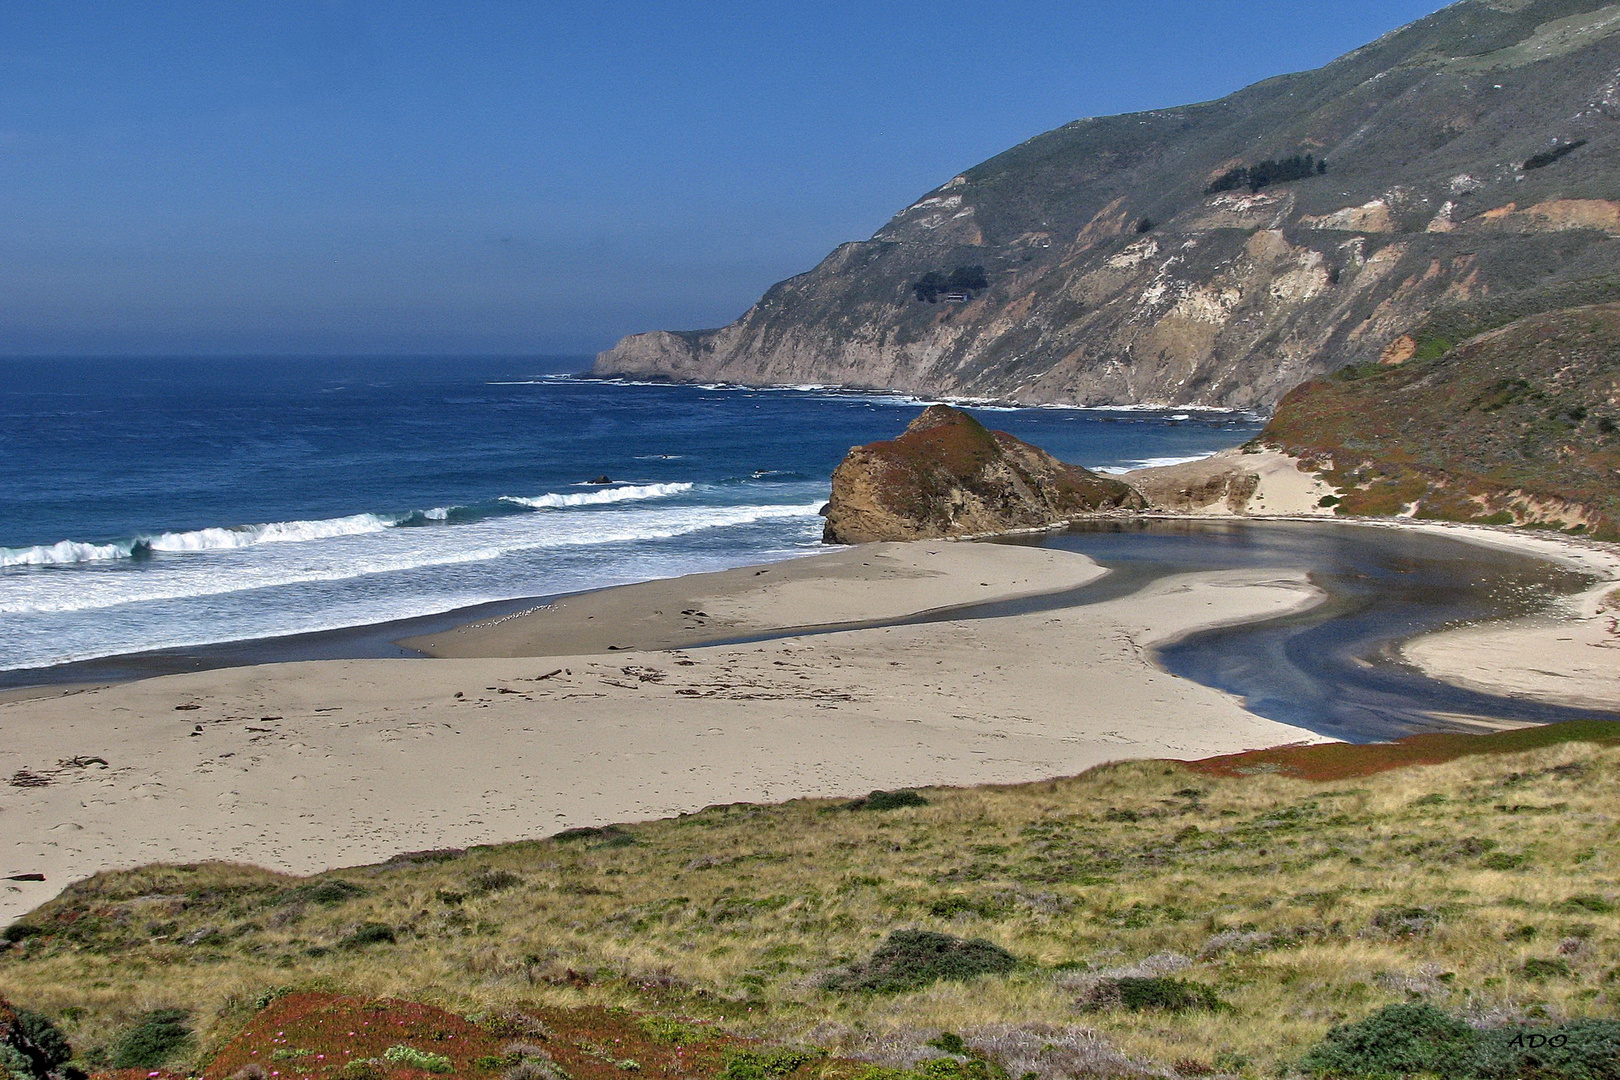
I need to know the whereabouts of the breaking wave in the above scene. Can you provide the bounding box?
[1,513,398,569]
[500,482,694,509]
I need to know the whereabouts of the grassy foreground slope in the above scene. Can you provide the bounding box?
[1260,302,1620,539]
[4,726,1620,1078]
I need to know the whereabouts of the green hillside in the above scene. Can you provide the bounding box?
[5,727,1620,1079]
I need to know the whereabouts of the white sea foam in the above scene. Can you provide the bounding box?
[1093,452,1220,475]
[0,539,134,568]
[145,513,396,551]
[1,513,402,569]
[500,482,693,509]
[0,501,822,616]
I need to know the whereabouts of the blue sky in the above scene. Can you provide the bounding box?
[0,1,1446,357]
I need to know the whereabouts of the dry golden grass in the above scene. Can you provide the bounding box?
[3,735,1619,1077]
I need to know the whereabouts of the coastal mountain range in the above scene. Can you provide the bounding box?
[595,0,1620,410]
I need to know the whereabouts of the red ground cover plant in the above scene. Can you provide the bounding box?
[172,991,757,1080]
[201,993,505,1080]
[1186,720,1620,781]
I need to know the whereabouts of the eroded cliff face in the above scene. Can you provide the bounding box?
[597,0,1620,408]
[820,405,1143,543]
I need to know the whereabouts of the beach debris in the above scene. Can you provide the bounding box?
[6,770,50,789]
[56,756,108,769]
[174,703,201,711]
[3,874,45,882]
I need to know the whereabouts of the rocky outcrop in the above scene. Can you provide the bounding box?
[597,0,1620,408]
[820,405,1143,543]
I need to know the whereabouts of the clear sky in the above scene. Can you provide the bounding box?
[0,1,1447,358]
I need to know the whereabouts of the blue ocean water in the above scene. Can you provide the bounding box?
[1,357,1261,672]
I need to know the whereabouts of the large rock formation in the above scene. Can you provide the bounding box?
[598,0,1620,409]
[820,405,1143,543]
[1259,301,1620,539]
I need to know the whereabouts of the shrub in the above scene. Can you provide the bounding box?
[717,1049,823,1080]
[1483,852,1529,870]
[1079,976,1227,1013]
[635,1017,709,1045]
[1371,906,1443,937]
[849,790,929,811]
[0,926,43,945]
[467,869,523,895]
[824,929,1018,993]
[340,922,397,949]
[1302,1005,1620,1080]
[277,878,366,907]
[110,1009,192,1070]
[1556,894,1615,915]
[1524,139,1587,170]
[477,1010,552,1039]
[0,1044,34,1080]
[384,1044,454,1073]
[1299,1003,1475,1078]
[1471,1019,1620,1079]
[929,894,1009,919]
[5,1009,72,1079]
[1521,957,1573,979]
[553,825,626,843]
[341,1058,387,1079]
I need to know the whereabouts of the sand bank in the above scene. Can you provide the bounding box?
[0,542,1326,924]
[1394,524,1620,712]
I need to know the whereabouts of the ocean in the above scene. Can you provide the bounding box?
[1,356,1261,674]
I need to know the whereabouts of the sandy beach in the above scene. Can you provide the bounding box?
[0,541,1331,924]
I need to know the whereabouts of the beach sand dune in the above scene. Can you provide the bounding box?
[1,543,1326,924]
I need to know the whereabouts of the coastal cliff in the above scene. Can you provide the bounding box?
[598,0,1620,408]
[820,405,1143,543]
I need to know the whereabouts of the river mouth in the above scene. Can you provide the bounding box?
[1024,519,1615,743]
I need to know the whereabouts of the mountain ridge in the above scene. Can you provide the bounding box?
[596,0,1620,408]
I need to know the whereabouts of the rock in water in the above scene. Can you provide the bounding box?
[821,405,1144,543]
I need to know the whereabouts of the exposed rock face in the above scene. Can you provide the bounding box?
[598,0,1620,408]
[821,406,1144,543]
[1260,302,1620,538]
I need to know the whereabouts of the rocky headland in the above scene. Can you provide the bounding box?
[819,405,1142,543]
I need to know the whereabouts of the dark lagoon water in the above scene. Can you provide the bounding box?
[1029,520,1614,743]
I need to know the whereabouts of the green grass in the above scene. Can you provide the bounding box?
[6,731,1620,1077]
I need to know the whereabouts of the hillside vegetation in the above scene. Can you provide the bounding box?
[5,725,1620,1079]
[1260,301,1620,539]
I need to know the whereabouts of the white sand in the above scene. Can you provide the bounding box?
[0,543,1326,924]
